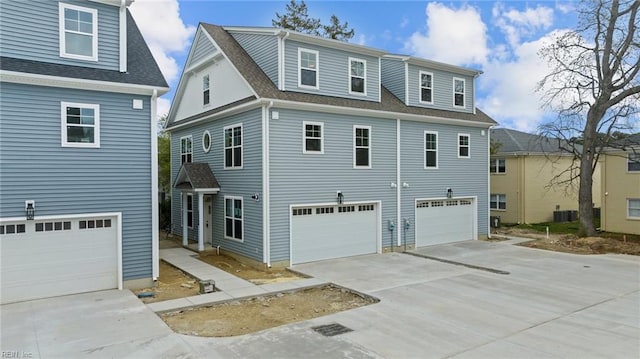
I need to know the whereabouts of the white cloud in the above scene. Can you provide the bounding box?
[493,3,554,49]
[404,3,488,66]
[157,97,171,120]
[129,0,195,84]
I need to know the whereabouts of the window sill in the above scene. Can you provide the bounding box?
[490,209,507,212]
[224,236,244,243]
[224,167,244,170]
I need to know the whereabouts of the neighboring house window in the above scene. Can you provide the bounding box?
[458,134,470,158]
[349,58,366,95]
[628,153,640,172]
[59,3,98,61]
[628,199,640,219]
[490,194,507,210]
[453,78,465,108]
[224,124,242,168]
[354,126,371,168]
[203,75,210,105]
[303,121,323,154]
[224,196,243,241]
[420,71,433,103]
[61,102,100,148]
[186,194,193,228]
[299,48,319,88]
[202,130,211,153]
[490,159,506,173]
[180,136,192,163]
[424,131,438,168]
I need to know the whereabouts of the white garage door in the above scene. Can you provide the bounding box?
[415,198,475,247]
[1,215,119,304]
[291,203,378,264]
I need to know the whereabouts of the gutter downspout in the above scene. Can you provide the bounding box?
[487,126,492,238]
[396,118,402,247]
[119,0,127,73]
[278,31,291,91]
[151,89,159,281]
[472,73,480,115]
[263,101,273,267]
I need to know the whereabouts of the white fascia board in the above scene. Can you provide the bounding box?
[89,0,134,6]
[166,99,262,131]
[384,54,481,77]
[0,70,169,96]
[223,26,281,35]
[285,31,386,57]
[194,188,221,193]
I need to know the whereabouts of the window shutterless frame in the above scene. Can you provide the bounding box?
[59,2,98,61]
[224,195,244,241]
[458,133,470,158]
[203,74,210,106]
[61,102,100,148]
[419,71,433,104]
[180,135,193,163]
[627,153,640,172]
[453,77,465,108]
[302,121,324,154]
[628,199,640,219]
[424,130,438,169]
[298,48,319,89]
[348,57,367,95]
[490,159,506,173]
[354,125,371,168]
[223,123,243,169]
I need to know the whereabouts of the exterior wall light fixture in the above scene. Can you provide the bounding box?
[446,188,453,199]
[25,200,35,220]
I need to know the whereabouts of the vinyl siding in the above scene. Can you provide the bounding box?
[268,108,397,262]
[230,32,279,86]
[0,82,153,280]
[381,58,406,103]
[400,120,489,245]
[0,0,120,71]
[283,40,380,102]
[406,64,474,113]
[170,109,263,261]
[186,29,218,68]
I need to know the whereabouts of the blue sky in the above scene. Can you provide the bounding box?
[129,0,580,132]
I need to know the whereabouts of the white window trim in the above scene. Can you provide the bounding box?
[202,130,211,153]
[490,158,507,174]
[203,74,210,106]
[180,135,193,163]
[458,133,470,159]
[223,123,243,169]
[224,195,244,242]
[424,130,438,169]
[302,121,324,154]
[60,102,100,148]
[59,2,98,61]
[627,153,640,173]
[298,48,319,89]
[353,125,371,168]
[186,193,194,229]
[490,194,507,211]
[628,198,640,220]
[348,57,367,96]
[453,77,466,108]
[419,71,434,104]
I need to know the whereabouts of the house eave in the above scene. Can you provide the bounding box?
[383,54,482,77]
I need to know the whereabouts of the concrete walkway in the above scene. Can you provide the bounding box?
[148,248,327,312]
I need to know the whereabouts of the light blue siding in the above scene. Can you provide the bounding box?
[0,82,153,280]
[381,58,406,103]
[0,0,120,71]
[187,29,218,68]
[399,120,489,245]
[406,65,474,113]
[268,109,398,262]
[230,32,279,86]
[170,109,263,261]
[283,40,380,102]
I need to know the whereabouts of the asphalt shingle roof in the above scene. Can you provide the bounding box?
[491,128,568,154]
[174,163,220,190]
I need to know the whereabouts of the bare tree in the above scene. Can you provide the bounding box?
[537,0,640,236]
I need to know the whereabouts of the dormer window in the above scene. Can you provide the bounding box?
[203,75,210,106]
[59,3,97,61]
[349,58,366,95]
[299,48,318,88]
[420,71,433,103]
[453,78,465,108]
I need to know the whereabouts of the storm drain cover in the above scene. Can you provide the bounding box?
[312,323,353,337]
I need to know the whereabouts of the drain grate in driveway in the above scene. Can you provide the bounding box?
[312,323,353,337]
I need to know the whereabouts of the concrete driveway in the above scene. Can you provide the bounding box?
[1,240,638,358]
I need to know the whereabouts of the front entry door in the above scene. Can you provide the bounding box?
[204,195,213,245]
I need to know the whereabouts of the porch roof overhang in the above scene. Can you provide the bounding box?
[173,162,221,193]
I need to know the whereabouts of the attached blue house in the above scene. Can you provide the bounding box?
[165,24,496,268]
[0,0,168,304]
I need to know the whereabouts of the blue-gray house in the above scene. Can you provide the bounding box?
[165,24,496,268]
[0,0,168,304]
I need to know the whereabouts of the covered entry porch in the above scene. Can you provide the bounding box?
[173,163,220,251]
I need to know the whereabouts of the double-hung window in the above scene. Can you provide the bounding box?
[458,134,470,158]
[490,194,506,210]
[225,196,243,241]
[59,3,97,61]
[303,121,323,154]
[299,48,318,88]
[420,71,433,103]
[354,126,371,168]
[628,153,640,172]
[203,75,210,106]
[180,136,192,163]
[61,102,100,148]
[224,124,242,168]
[628,199,640,219]
[453,78,465,108]
[424,131,438,168]
[349,58,366,95]
[490,159,506,173]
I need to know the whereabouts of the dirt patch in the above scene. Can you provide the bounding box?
[198,253,305,285]
[134,260,200,303]
[161,284,378,337]
[491,227,640,255]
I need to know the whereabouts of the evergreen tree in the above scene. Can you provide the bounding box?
[273,0,355,41]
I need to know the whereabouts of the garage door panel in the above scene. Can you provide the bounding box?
[416,199,475,247]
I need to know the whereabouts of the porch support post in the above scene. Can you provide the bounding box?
[198,192,204,251]
[182,193,188,246]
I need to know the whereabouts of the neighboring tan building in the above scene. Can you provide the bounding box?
[490,128,601,224]
[600,136,640,235]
